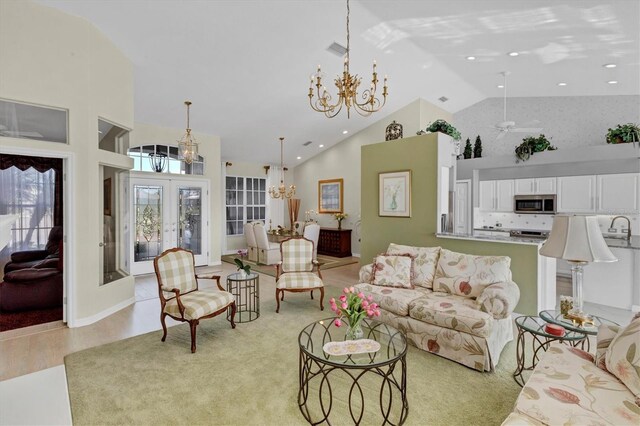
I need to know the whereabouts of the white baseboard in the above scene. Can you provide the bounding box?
[208,260,222,266]
[70,296,135,328]
[352,253,361,258]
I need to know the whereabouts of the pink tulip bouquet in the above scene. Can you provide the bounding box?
[329,286,381,339]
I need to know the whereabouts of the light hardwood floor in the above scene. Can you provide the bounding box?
[0,261,361,382]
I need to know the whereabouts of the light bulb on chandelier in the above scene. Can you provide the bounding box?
[308,0,388,118]
[268,137,296,199]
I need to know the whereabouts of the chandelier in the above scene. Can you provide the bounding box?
[148,152,167,172]
[268,137,296,199]
[308,0,388,118]
[178,101,199,164]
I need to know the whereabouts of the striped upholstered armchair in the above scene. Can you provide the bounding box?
[275,237,324,313]
[154,248,236,353]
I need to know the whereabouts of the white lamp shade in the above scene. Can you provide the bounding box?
[539,215,618,263]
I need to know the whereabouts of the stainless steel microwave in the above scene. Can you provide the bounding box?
[514,195,556,214]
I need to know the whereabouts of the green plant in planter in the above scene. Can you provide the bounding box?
[515,134,557,163]
[234,258,252,275]
[606,123,640,145]
[463,138,472,159]
[422,119,462,141]
[473,135,482,158]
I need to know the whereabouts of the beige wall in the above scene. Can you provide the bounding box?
[0,0,135,325]
[133,122,222,265]
[292,99,452,256]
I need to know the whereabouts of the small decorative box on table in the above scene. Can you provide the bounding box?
[226,272,259,323]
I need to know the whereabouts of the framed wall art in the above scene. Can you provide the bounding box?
[318,178,343,213]
[379,170,411,217]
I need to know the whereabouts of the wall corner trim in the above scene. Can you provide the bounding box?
[69,296,135,328]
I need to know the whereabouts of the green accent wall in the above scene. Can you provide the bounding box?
[361,134,540,315]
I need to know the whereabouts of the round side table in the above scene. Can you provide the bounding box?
[513,316,588,387]
[226,272,259,323]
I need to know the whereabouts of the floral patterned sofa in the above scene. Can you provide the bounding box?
[502,316,640,425]
[356,244,520,372]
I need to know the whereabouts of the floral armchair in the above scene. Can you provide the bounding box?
[154,248,236,353]
[275,237,324,313]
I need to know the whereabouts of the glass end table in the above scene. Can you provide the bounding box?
[226,272,259,323]
[539,310,619,337]
[513,315,589,387]
[298,318,408,425]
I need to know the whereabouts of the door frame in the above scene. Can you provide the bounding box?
[130,172,210,275]
[455,179,472,234]
[0,145,74,325]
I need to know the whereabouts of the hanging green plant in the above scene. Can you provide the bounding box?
[606,123,640,145]
[420,119,462,141]
[515,134,557,163]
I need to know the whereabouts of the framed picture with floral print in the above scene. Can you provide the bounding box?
[379,170,411,217]
[318,178,343,213]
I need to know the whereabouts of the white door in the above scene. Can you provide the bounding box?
[536,177,556,194]
[557,175,596,213]
[597,173,640,214]
[514,178,535,195]
[479,181,496,211]
[455,180,471,234]
[131,177,209,275]
[496,180,515,212]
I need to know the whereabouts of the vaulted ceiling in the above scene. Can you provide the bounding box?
[37,0,640,165]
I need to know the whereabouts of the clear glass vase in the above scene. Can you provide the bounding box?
[345,320,364,340]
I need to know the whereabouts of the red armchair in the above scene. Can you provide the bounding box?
[4,226,63,273]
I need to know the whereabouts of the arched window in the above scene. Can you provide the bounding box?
[127,145,204,175]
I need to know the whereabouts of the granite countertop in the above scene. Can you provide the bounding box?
[437,233,640,250]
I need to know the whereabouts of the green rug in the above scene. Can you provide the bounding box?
[221,253,359,277]
[65,283,521,425]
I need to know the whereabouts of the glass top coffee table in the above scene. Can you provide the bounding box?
[539,310,619,336]
[298,318,408,425]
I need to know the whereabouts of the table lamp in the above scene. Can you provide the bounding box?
[539,215,617,314]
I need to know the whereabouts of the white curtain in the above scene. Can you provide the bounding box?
[266,165,285,229]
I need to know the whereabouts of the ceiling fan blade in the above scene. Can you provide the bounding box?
[495,131,506,140]
[519,120,541,127]
[511,128,543,133]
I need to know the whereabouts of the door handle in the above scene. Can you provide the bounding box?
[98,242,104,247]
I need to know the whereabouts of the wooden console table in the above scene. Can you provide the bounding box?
[318,228,352,258]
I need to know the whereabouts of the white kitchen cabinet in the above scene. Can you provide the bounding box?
[597,173,640,214]
[557,175,596,213]
[496,180,515,212]
[479,180,513,212]
[515,177,556,195]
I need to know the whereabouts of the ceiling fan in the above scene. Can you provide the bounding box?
[490,71,542,140]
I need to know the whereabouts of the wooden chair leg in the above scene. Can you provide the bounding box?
[228,301,237,329]
[190,320,199,353]
[310,290,314,299]
[276,289,281,313]
[281,291,285,301]
[160,312,168,342]
[319,287,325,311]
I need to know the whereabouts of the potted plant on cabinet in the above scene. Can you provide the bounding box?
[515,134,557,163]
[606,123,639,145]
[419,119,462,141]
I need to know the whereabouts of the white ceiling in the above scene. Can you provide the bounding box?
[37,0,640,165]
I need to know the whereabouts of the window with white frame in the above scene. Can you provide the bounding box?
[225,176,266,236]
[127,145,204,175]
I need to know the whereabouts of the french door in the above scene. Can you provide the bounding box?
[130,176,209,275]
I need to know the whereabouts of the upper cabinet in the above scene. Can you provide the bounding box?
[557,175,597,213]
[479,180,514,212]
[514,177,556,195]
[597,173,639,214]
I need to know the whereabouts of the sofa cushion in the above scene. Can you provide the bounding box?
[606,316,640,397]
[353,283,428,316]
[386,244,440,289]
[596,323,621,371]
[433,248,511,299]
[371,254,414,289]
[407,292,494,338]
[513,343,639,426]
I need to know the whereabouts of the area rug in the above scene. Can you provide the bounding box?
[0,307,63,332]
[65,283,522,425]
[221,253,359,277]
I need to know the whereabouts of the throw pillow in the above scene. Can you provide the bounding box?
[386,243,440,289]
[371,254,414,289]
[433,248,511,298]
[606,316,640,397]
[595,324,621,371]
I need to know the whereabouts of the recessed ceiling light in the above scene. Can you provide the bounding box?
[508,52,519,57]
[466,56,476,61]
[607,80,618,84]
[497,85,504,88]
[342,130,348,135]
[319,144,324,148]
[603,63,617,68]
[296,156,302,160]
[557,82,567,86]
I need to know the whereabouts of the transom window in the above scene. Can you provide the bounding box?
[128,145,204,175]
[226,176,266,236]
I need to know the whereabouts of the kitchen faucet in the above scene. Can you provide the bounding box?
[610,216,631,241]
